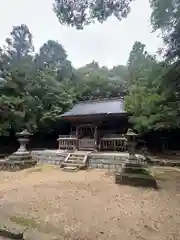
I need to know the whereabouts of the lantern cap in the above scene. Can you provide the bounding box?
[16,129,32,137]
[126,128,138,136]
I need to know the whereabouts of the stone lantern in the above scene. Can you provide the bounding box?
[125,128,138,161]
[15,129,32,153]
[115,128,157,188]
[6,129,37,170]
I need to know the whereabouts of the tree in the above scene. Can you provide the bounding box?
[109,65,128,80]
[35,40,74,81]
[5,24,34,62]
[76,61,127,100]
[150,0,180,60]
[148,0,180,130]
[0,25,77,135]
[50,0,180,135]
[26,68,75,131]
[0,24,35,134]
[35,40,67,68]
[125,41,169,132]
[150,0,179,32]
[53,0,134,29]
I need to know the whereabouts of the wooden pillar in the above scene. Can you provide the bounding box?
[94,125,98,151]
[76,125,79,150]
[97,121,102,151]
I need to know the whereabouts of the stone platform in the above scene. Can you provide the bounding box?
[31,149,180,168]
[0,159,37,171]
[0,149,178,172]
[31,150,133,169]
[0,147,37,171]
[0,130,37,171]
[115,162,157,188]
[0,215,57,240]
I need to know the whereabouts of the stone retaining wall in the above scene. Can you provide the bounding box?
[88,155,126,169]
[31,150,68,165]
[31,150,180,169]
[31,151,127,169]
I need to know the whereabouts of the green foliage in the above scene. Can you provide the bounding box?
[1,0,180,136]
[0,25,76,135]
[150,0,179,32]
[150,0,180,60]
[76,61,127,100]
[35,40,67,69]
[53,0,134,29]
[5,24,34,61]
[0,25,127,136]
[136,0,180,131]
[48,0,180,135]
[124,40,179,133]
[121,0,180,133]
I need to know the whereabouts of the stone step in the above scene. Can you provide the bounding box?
[64,163,79,168]
[68,156,84,161]
[61,153,88,171]
[62,166,78,172]
[70,153,86,156]
[67,159,83,164]
[71,152,88,155]
[68,155,85,160]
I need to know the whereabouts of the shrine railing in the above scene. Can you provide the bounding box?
[58,135,127,151]
[100,136,127,151]
[58,135,77,150]
[79,138,96,150]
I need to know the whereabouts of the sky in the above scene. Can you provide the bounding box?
[0,0,163,68]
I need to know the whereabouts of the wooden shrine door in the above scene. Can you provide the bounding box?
[78,125,96,151]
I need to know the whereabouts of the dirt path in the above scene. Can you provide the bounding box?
[0,166,180,239]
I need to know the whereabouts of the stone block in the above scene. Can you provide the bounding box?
[103,164,107,170]
[99,163,104,169]
[124,162,143,168]
[0,218,26,239]
[115,171,157,189]
[62,166,78,172]
[0,159,37,172]
[115,162,157,189]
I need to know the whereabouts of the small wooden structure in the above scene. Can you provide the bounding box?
[57,98,129,152]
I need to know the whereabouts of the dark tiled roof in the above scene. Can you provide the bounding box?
[60,98,125,117]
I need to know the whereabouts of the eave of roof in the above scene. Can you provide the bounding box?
[59,98,126,118]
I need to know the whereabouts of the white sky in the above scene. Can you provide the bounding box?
[0,0,163,68]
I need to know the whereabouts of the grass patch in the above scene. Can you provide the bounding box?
[124,167,150,175]
[151,167,180,182]
[10,216,38,229]
[27,167,43,173]
[10,215,61,235]
[26,164,57,173]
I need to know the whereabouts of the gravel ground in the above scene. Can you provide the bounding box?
[0,165,180,239]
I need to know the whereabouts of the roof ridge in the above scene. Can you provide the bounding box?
[59,97,125,117]
[77,97,123,104]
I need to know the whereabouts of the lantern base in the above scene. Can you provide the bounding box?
[115,162,157,189]
[0,150,37,171]
[0,158,37,171]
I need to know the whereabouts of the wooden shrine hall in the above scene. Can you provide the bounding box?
[57,98,129,152]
